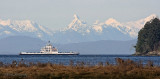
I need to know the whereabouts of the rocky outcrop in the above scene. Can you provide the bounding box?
[133,51,160,56]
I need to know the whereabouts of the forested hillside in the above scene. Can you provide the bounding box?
[134,18,160,55]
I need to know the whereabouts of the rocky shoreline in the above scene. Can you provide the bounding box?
[133,51,160,56]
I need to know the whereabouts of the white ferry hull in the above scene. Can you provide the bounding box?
[19,52,79,55]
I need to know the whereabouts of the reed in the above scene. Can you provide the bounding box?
[0,58,160,79]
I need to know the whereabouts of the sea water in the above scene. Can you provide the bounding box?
[0,55,160,66]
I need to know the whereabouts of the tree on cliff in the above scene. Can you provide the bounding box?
[135,17,160,54]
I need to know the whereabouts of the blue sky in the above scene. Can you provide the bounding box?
[0,0,160,30]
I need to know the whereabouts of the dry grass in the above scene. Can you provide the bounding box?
[0,58,160,79]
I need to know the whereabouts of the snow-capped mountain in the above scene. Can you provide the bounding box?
[122,14,157,37]
[0,14,157,44]
[0,19,53,40]
[53,14,157,43]
[92,14,157,38]
[62,14,90,35]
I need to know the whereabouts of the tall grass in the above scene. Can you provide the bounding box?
[0,58,160,79]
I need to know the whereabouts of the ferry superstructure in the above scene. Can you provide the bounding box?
[19,41,79,55]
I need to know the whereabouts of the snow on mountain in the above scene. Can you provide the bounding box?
[53,15,132,43]
[91,14,158,38]
[67,14,84,30]
[0,14,157,44]
[0,19,53,40]
[92,20,103,32]
[105,18,122,27]
[126,14,157,29]
[62,14,90,35]
[122,14,158,37]
[53,14,157,43]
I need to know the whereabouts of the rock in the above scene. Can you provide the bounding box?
[133,51,160,56]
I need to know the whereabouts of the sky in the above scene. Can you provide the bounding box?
[0,0,160,30]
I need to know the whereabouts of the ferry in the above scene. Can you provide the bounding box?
[19,41,79,55]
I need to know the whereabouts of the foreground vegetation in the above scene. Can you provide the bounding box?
[0,58,160,79]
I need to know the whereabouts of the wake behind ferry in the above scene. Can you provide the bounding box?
[20,41,79,55]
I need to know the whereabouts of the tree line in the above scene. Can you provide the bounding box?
[135,17,160,54]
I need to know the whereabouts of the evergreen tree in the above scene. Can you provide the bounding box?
[136,18,160,54]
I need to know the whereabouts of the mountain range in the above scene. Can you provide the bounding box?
[0,36,45,54]
[0,14,157,54]
[0,36,136,54]
[53,14,156,43]
[0,19,53,41]
[0,14,157,44]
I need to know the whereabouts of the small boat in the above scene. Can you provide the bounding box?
[19,41,79,55]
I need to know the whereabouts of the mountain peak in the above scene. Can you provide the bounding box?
[0,19,11,26]
[105,18,121,27]
[148,14,157,18]
[0,19,34,26]
[64,14,88,33]
[73,14,79,20]
[105,18,119,24]
[67,14,85,29]
[135,14,158,27]
[144,14,158,21]
[0,18,52,40]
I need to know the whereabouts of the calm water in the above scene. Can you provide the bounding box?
[0,55,160,66]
